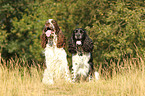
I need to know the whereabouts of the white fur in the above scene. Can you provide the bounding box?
[72,52,91,82]
[42,45,71,84]
[72,52,99,81]
[49,19,55,29]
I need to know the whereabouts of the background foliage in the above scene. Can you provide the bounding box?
[0,0,145,67]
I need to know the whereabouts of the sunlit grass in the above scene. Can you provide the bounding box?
[0,57,145,96]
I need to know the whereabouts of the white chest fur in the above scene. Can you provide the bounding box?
[44,45,67,67]
[72,52,91,77]
[42,44,71,84]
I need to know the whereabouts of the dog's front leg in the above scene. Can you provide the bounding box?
[72,62,79,82]
[42,69,54,84]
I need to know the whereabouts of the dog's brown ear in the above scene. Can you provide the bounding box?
[41,31,48,48]
[57,30,66,48]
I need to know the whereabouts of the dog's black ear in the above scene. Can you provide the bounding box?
[68,35,77,54]
[82,35,94,52]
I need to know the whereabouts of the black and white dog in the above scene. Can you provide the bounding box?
[68,28,99,82]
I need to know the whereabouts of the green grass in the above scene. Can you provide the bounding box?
[0,58,145,96]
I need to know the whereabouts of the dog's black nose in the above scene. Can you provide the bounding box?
[76,33,80,37]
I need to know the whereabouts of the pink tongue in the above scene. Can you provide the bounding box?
[45,30,52,37]
[76,41,82,45]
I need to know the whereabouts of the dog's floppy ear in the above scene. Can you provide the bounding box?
[57,30,66,48]
[82,35,94,52]
[41,31,48,48]
[68,33,77,54]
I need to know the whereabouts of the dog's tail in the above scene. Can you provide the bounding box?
[94,71,99,80]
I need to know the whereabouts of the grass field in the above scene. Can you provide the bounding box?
[0,58,145,96]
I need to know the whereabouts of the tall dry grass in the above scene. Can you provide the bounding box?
[0,57,145,96]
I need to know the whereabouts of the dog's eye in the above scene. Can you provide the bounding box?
[80,30,83,33]
[74,30,78,33]
[52,20,55,24]
[45,22,50,27]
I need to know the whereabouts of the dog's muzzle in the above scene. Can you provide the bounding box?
[45,30,54,37]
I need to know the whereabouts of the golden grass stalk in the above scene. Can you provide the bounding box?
[0,57,145,96]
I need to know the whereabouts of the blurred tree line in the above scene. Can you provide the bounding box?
[0,0,145,67]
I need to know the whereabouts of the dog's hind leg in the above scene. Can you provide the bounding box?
[64,67,72,83]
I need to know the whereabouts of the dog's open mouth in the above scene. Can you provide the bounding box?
[76,41,82,45]
[45,29,55,46]
[45,29,55,38]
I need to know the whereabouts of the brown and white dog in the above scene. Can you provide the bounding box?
[41,19,71,84]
